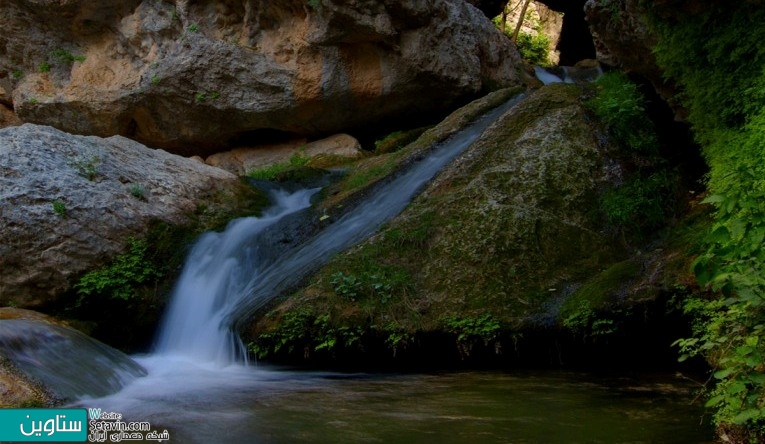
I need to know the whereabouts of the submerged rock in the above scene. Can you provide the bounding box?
[0,309,146,403]
[1,0,522,156]
[0,124,261,308]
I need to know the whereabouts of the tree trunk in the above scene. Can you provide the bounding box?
[500,1,509,33]
[512,0,532,42]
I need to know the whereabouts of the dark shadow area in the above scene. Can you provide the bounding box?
[536,0,596,65]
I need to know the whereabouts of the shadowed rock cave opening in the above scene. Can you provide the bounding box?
[473,0,597,66]
[535,0,596,66]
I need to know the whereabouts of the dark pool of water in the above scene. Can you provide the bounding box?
[85,360,712,443]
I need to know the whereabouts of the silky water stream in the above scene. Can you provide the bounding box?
[57,94,711,442]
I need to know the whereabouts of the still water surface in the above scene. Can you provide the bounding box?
[82,359,712,443]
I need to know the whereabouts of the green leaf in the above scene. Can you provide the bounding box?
[704,394,726,407]
[714,367,735,379]
[732,409,763,424]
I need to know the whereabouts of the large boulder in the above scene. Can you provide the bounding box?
[206,133,363,176]
[0,0,522,156]
[0,124,259,308]
[248,84,652,360]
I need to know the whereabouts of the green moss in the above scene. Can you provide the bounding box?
[249,84,634,355]
[374,127,429,154]
[319,87,524,211]
[561,260,641,316]
[248,152,311,180]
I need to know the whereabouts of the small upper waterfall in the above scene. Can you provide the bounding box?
[534,66,566,85]
[153,188,320,365]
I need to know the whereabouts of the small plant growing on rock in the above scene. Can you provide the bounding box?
[443,314,501,358]
[195,92,207,102]
[50,48,86,64]
[52,200,67,218]
[150,75,161,85]
[187,23,199,33]
[11,70,22,80]
[129,183,146,200]
[68,150,101,181]
[38,62,50,73]
[76,238,160,301]
[585,72,658,154]
[247,151,311,180]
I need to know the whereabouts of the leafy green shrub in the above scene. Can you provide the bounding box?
[515,32,550,66]
[649,2,765,434]
[50,49,85,64]
[330,266,411,305]
[443,314,501,357]
[600,172,671,232]
[586,72,658,154]
[76,238,161,301]
[562,300,613,336]
[249,310,365,359]
[249,310,312,359]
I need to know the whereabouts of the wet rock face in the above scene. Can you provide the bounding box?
[0,0,522,156]
[0,124,242,308]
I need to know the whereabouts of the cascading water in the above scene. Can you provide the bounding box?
[153,188,320,365]
[154,92,526,364]
[534,66,566,85]
[59,95,527,440]
[35,91,709,443]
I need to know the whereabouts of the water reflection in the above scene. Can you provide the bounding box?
[78,361,712,443]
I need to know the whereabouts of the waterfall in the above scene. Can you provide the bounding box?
[152,188,320,365]
[0,94,526,413]
[534,66,564,85]
[153,93,525,365]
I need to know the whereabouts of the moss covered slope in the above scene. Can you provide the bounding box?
[247,83,692,366]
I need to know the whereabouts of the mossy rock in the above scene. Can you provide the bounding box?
[560,260,642,319]
[247,83,695,363]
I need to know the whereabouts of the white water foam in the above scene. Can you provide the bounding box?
[152,188,320,365]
